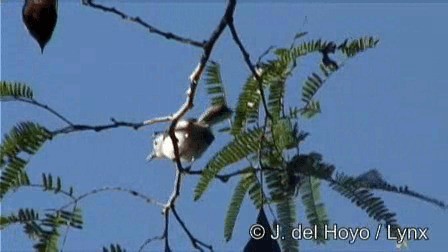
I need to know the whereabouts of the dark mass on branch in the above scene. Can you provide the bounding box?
[22,0,58,53]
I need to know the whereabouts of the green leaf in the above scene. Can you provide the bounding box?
[1,121,51,166]
[289,39,328,60]
[299,176,329,244]
[340,37,379,57]
[267,75,287,122]
[58,208,83,229]
[287,153,335,181]
[0,157,31,199]
[300,64,335,106]
[300,100,321,119]
[356,169,447,209]
[41,173,67,195]
[33,208,83,251]
[195,129,263,200]
[0,81,34,99]
[33,229,59,252]
[276,196,298,252]
[204,61,228,106]
[299,37,379,118]
[24,221,44,240]
[0,122,50,199]
[231,76,261,135]
[224,171,255,241]
[265,168,290,202]
[103,244,127,252]
[1,208,40,230]
[272,118,298,150]
[247,174,263,209]
[330,172,399,235]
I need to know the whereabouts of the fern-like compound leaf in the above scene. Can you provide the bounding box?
[0,81,34,99]
[195,128,263,200]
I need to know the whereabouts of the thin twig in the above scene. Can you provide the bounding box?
[60,203,78,252]
[166,0,237,169]
[1,97,74,126]
[171,207,213,252]
[226,18,272,120]
[1,97,163,136]
[156,1,237,251]
[162,0,237,208]
[227,22,287,171]
[256,45,275,66]
[50,118,146,137]
[186,167,258,183]
[163,210,171,252]
[25,184,76,200]
[138,234,165,252]
[143,116,172,125]
[58,186,164,211]
[82,0,205,48]
[163,168,182,213]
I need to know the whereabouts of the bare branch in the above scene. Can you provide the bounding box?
[163,168,183,213]
[256,45,275,66]
[163,210,171,252]
[172,207,213,252]
[1,97,74,126]
[82,0,205,48]
[143,116,172,126]
[152,1,237,251]
[138,234,164,252]
[1,96,158,136]
[50,118,145,137]
[186,167,258,183]
[58,186,164,211]
[166,0,237,167]
[1,97,164,136]
[226,17,272,120]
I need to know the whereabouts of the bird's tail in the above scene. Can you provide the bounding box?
[197,104,232,126]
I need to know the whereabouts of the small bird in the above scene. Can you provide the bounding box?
[22,0,58,53]
[147,104,232,163]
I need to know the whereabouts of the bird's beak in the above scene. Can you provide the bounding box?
[152,131,162,138]
[146,152,156,162]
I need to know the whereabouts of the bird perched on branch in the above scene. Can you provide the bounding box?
[22,0,58,53]
[147,104,232,163]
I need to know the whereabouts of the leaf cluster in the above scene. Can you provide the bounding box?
[196,35,445,251]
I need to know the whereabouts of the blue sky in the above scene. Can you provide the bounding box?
[2,2,448,251]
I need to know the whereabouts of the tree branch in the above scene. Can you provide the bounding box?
[172,207,213,251]
[226,17,272,120]
[163,168,183,214]
[186,167,258,183]
[160,0,237,210]
[1,96,168,137]
[138,234,164,252]
[50,118,145,137]
[58,186,164,211]
[166,0,237,169]
[163,210,171,252]
[1,97,74,126]
[152,1,237,251]
[82,0,205,48]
